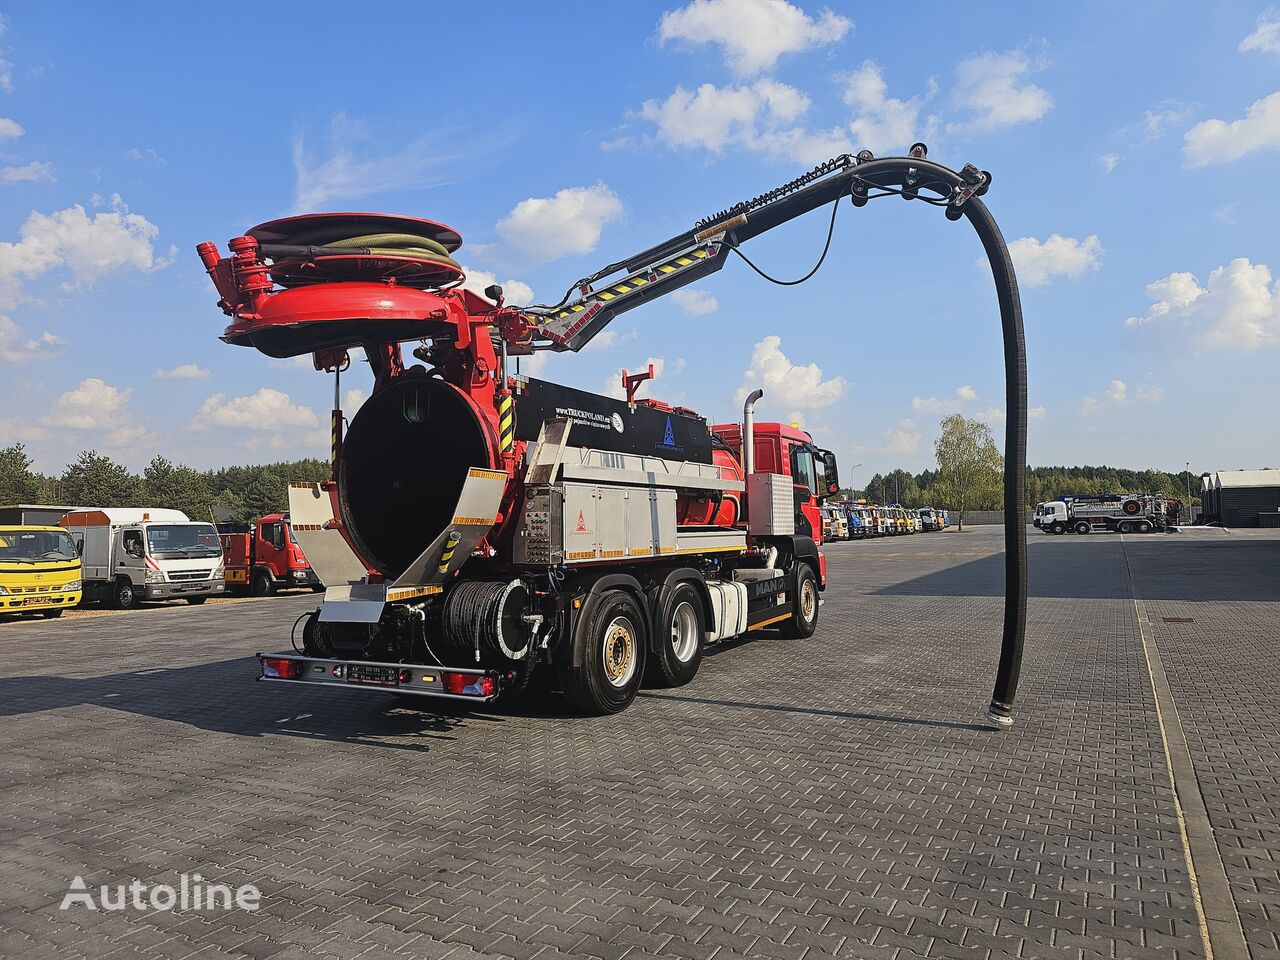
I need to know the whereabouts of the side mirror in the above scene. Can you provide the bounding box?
[76,541,84,557]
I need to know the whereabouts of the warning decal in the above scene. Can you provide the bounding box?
[576,510,588,533]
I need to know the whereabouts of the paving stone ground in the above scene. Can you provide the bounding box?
[0,526,1276,960]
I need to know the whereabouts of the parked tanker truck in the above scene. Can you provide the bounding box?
[1034,494,1169,534]
[194,146,1032,722]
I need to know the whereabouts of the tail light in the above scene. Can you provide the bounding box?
[262,657,301,679]
[441,672,495,697]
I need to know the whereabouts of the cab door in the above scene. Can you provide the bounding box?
[788,442,823,542]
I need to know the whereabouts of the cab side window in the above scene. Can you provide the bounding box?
[123,530,143,558]
[790,444,816,492]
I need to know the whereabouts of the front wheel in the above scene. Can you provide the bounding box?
[113,579,138,610]
[251,570,275,597]
[647,581,706,688]
[1074,521,1091,535]
[778,564,819,639]
[186,597,207,605]
[41,609,64,619]
[561,589,647,715]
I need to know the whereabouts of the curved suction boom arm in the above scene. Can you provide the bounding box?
[523,146,1027,728]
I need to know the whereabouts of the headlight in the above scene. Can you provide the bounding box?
[60,580,81,592]
[0,585,9,595]
[213,563,225,578]
[145,570,165,584]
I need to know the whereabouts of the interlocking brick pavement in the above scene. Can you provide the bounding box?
[0,527,1274,959]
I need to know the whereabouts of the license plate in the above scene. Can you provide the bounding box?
[346,664,400,687]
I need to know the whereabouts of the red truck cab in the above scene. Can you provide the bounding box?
[711,421,839,586]
[218,514,321,595]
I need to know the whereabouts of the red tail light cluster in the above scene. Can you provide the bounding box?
[441,672,495,697]
[262,657,301,679]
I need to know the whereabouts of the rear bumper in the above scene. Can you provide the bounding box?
[257,653,500,703]
[146,579,226,599]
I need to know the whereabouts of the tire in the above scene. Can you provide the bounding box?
[251,569,275,597]
[561,588,647,715]
[778,563,819,639]
[113,578,138,610]
[1122,499,1140,515]
[1118,521,1133,534]
[186,597,207,605]
[1074,521,1091,535]
[1137,521,1152,533]
[41,609,63,619]
[647,581,706,688]
[1051,522,1066,535]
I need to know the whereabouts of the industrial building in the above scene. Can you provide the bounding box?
[1200,471,1280,528]
[0,504,90,526]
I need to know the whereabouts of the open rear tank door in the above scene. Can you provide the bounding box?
[287,482,369,586]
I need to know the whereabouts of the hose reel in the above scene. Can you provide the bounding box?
[442,579,532,665]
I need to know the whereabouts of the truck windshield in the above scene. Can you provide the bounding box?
[0,528,79,563]
[146,523,223,559]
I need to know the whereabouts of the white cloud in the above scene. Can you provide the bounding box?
[1215,202,1239,225]
[603,356,669,400]
[1001,234,1103,288]
[734,335,847,410]
[343,388,366,413]
[641,79,810,152]
[126,147,166,165]
[672,288,718,316]
[950,49,1052,133]
[855,418,921,456]
[975,405,1046,423]
[843,62,938,154]
[912,385,978,414]
[0,118,22,140]
[196,389,321,431]
[292,113,458,211]
[0,416,50,444]
[1241,10,1280,54]
[495,183,622,268]
[1099,153,1120,173]
[1125,257,1280,350]
[657,0,852,75]
[0,194,164,309]
[0,161,54,184]
[1184,92,1280,167]
[1079,379,1162,416]
[1141,101,1195,141]
[42,378,133,430]
[153,363,210,380]
[0,315,61,363]
[458,265,534,306]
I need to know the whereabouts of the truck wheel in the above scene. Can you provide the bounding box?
[186,597,207,605]
[779,564,819,639]
[647,581,706,688]
[251,570,275,597]
[113,579,138,610]
[1137,521,1152,533]
[562,589,647,715]
[1051,522,1066,535]
[41,609,64,619]
[1118,521,1133,534]
[1074,521,1091,535]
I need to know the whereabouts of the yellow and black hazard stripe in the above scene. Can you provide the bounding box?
[549,247,714,321]
[330,410,342,466]
[437,531,461,575]
[498,392,514,453]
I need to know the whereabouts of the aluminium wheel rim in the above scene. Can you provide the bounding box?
[670,601,699,663]
[800,579,817,622]
[602,616,638,688]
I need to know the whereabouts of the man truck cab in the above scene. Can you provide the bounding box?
[218,513,321,595]
[62,508,226,609]
[0,525,82,618]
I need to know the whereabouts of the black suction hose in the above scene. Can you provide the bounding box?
[963,197,1028,728]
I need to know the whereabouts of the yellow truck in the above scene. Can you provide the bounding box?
[0,524,83,618]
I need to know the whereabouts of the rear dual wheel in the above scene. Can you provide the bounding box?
[1074,521,1091,535]
[647,582,706,688]
[561,589,647,715]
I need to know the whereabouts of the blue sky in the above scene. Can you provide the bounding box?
[1,2,1278,487]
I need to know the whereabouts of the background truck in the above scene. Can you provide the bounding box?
[217,513,321,595]
[0,524,82,618]
[61,509,226,608]
[1034,494,1169,535]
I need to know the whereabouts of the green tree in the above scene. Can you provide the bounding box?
[143,456,213,520]
[933,415,1003,530]
[0,444,45,504]
[58,451,143,508]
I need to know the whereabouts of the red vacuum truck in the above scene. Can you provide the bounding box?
[196,146,1033,723]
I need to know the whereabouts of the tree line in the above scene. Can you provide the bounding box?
[0,444,329,523]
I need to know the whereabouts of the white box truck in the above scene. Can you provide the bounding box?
[61,508,226,609]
